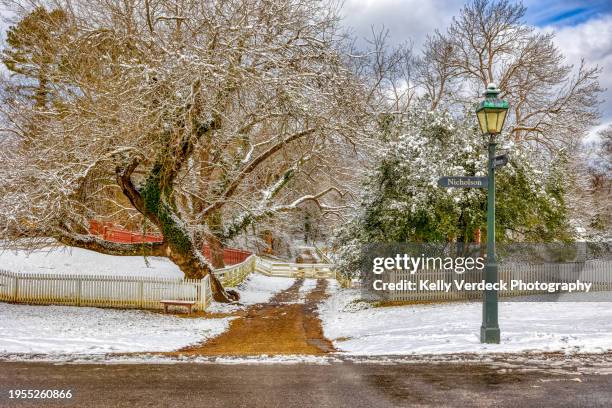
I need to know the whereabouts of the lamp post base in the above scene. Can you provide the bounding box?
[480,326,500,344]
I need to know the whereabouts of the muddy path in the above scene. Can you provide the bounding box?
[177,278,335,356]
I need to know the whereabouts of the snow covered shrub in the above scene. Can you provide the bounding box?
[333,104,573,279]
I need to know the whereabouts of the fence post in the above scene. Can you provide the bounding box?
[76,278,82,306]
[13,276,19,301]
[196,283,202,310]
[139,281,144,307]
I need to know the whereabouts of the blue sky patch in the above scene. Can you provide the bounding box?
[525,0,612,26]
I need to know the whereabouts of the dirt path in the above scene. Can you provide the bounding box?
[177,278,335,355]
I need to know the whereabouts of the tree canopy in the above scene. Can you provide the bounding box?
[0,0,372,301]
[333,106,573,277]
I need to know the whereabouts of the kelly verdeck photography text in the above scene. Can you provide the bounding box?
[373,279,593,293]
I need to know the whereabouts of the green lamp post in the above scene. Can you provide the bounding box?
[476,83,508,344]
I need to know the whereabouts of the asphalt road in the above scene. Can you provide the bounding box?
[1,361,611,408]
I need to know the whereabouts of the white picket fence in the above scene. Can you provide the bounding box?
[214,255,257,287]
[381,260,612,302]
[0,253,336,311]
[0,269,212,311]
[256,257,335,279]
[0,255,261,311]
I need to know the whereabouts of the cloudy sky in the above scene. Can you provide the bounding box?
[342,0,612,136]
[0,1,610,135]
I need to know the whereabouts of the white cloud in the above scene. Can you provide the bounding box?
[542,15,612,141]
[543,16,612,124]
[341,0,464,48]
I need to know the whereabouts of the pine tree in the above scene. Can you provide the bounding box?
[2,7,71,109]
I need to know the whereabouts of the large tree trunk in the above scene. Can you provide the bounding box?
[206,209,226,269]
[115,153,238,302]
[142,174,237,302]
[163,238,234,302]
[108,81,238,302]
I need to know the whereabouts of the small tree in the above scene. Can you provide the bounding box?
[2,7,72,109]
[581,125,612,234]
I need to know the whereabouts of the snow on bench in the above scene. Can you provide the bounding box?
[160,300,196,314]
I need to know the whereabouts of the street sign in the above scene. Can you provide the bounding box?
[438,176,488,188]
[493,154,508,168]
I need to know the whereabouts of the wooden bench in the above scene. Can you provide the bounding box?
[160,300,196,314]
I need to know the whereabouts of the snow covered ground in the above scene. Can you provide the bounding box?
[320,285,612,355]
[234,274,295,305]
[0,303,230,355]
[0,243,314,359]
[208,274,296,314]
[0,245,182,278]
[298,278,318,302]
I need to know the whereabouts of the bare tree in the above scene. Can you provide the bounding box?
[419,0,602,149]
[416,32,461,111]
[351,27,417,114]
[590,125,612,192]
[0,0,371,301]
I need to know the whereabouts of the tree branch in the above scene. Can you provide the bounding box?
[54,229,168,257]
[201,128,316,216]
[223,187,345,239]
[115,154,146,215]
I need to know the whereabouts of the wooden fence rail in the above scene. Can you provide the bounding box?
[3,255,608,309]
[0,253,259,311]
[214,255,258,287]
[256,257,335,279]
[89,221,252,266]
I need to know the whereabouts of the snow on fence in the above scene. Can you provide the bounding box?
[256,257,335,279]
[383,260,612,302]
[0,270,212,311]
[213,255,257,287]
[0,253,259,311]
